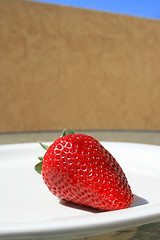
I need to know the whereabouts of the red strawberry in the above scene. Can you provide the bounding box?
[35,130,134,211]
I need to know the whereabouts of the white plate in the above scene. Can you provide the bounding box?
[0,142,160,240]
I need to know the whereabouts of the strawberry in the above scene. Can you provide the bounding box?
[35,130,134,211]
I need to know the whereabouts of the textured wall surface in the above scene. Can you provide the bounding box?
[0,0,160,132]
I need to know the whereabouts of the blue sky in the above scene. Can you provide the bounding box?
[29,0,160,19]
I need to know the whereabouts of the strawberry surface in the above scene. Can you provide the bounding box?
[37,131,134,211]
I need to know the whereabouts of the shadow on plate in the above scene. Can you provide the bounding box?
[59,199,103,213]
[131,194,148,207]
[59,194,148,213]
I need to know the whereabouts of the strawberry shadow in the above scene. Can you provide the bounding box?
[59,199,104,213]
[131,194,149,207]
[59,194,148,213]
